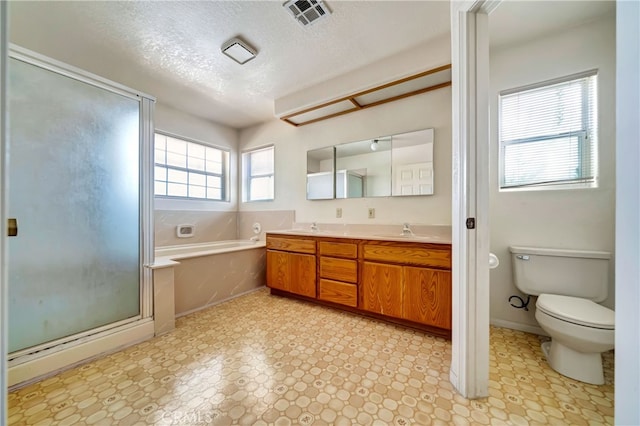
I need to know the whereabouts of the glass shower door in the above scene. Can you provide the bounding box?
[7,57,142,354]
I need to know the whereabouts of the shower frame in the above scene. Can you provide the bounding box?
[6,45,156,387]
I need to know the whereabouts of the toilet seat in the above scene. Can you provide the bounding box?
[537,294,615,330]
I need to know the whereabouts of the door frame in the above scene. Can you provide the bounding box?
[450,0,499,398]
[1,0,8,421]
[614,1,640,422]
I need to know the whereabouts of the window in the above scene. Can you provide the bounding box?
[154,133,229,201]
[242,146,274,202]
[499,71,598,190]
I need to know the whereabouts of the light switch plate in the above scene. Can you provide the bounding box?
[368,208,375,219]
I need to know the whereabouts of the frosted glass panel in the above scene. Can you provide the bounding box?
[8,58,141,353]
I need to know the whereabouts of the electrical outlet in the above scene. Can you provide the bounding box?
[336,208,342,218]
[368,208,375,219]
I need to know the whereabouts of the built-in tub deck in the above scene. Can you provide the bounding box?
[149,240,267,336]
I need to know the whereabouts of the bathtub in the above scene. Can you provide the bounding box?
[155,240,264,260]
[153,240,267,318]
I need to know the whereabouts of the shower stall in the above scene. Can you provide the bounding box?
[5,46,155,386]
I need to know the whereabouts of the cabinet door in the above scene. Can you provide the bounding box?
[403,266,451,329]
[289,253,317,298]
[267,250,289,292]
[361,262,403,318]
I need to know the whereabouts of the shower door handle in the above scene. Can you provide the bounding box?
[8,218,18,237]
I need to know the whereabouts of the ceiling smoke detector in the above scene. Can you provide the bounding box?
[284,0,331,27]
[221,37,257,65]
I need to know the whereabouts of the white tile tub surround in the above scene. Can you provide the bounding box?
[155,210,295,245]
[237,210,295,240]
[152,240,267,329]
[154,210,237,246]
[151,266,176,336]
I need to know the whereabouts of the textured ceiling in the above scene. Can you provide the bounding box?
[9,1,613,129]
[8,1,451,129]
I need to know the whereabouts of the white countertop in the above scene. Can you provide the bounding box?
[267,225,451,245]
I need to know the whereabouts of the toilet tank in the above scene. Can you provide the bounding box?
[509,246,610,302]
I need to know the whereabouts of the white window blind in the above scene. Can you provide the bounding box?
[499,71,598,189]
[154,133,229,200]
[242,146,275,202]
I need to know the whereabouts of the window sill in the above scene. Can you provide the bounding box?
[155,197,233,211]
[499,181,598,193]
[242,199,275,203]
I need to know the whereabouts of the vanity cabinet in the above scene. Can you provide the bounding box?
[266,233,452,337]
[361,241,452,330]
[318,241,359,307]
[266,236,316,298]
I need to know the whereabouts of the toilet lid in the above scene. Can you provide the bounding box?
[536,294,615,330]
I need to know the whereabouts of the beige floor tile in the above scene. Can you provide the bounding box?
[9,289,613,425]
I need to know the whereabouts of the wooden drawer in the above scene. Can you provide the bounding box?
[319,257,358,283]
[266,236,316,254]
[319,279,357,307]
[318,241,357,259]
[363,243,451,269]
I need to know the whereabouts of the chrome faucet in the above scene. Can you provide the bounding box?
[250,235,260,242]
[310,222,318,232]
[402,223,414,236]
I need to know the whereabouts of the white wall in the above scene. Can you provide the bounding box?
[154,103,239,212]
[489,15,616,331]
[238,38,452,226]
[239,89,451,225]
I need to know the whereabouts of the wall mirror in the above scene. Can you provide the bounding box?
[391,128,434,196]
[335,137,392,198]
[306,146,335,200]
[306,128,434,200]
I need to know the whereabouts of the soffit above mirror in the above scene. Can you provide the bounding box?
[280,64,452,127]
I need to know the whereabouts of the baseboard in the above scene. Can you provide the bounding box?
[8,319,155,389]
[490,318,547,336]
[175,286,266,319]
[449,368,460,394]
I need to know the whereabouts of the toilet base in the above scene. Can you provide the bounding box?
[541,340,604,385]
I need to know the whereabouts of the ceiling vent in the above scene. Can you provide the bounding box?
[284,0,331,27]
[221,37,257,65]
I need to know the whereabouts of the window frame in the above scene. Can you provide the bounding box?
[242,145,275,202]
[154,131,230,202]
[498,70,598,192]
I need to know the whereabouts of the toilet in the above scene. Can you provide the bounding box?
[510,246,614,385]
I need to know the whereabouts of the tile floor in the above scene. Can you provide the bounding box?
[8,289,614,425]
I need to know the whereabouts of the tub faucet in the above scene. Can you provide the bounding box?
[310,222,318,232]
[250,235,260,242]
[402,223,414,236]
